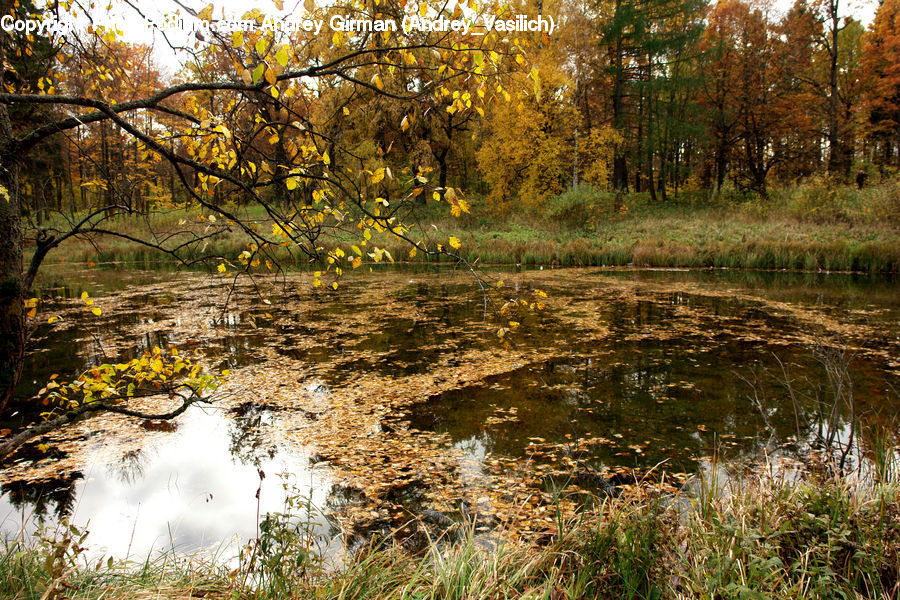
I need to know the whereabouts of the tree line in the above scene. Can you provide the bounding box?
[6,0,900,225]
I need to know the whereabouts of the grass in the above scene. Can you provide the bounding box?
[25,178,900,273]
[3,469,899,599]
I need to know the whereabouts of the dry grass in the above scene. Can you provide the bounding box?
[3,465,899,599]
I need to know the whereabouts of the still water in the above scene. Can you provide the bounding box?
[1,265,898,558]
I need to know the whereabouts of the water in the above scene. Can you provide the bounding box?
[1,265,898,558]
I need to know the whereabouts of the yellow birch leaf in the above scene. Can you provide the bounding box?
[275,46,289,67]
[197,3,214,21]
[252,63,265,84]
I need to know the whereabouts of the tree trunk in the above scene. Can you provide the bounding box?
[0,105,25,413]
[715,133,728,192]
[826,0,843,177]
[611,8,628,191]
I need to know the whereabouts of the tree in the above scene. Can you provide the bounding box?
[0,0,531,427]
[598,0,706,194]
[698,0,747,191]
[862,0,900,167]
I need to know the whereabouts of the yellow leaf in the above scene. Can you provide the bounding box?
[331,281,338,290]
[232,31,243,48]
[352,256,362,269]
[92,307,102,316]
[449,236,461,249]
[275,47,289,67]
[408,247,417,258]
[401,115,410,132]
[217,264,226,273]
[26,307,36,318]
[343,106,350,116]
[252,63,265,84]
[80,291,89,300]
[47,316,58,324]
[197,3,214,21]
[273,0,284,9]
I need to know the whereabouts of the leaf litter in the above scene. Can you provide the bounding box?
[2,267,899,547]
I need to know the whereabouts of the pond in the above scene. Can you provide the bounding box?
[1,265,898,560]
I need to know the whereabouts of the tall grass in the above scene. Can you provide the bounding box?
[3,468,899,599]
[27,179,900,272]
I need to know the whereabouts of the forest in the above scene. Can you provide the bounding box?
[0,0,899,598]
[6,0,900,214]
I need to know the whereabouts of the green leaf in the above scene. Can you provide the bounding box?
[252,63,265,84]
[275,47,289,67]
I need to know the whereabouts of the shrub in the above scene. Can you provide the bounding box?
[543,184,614,230]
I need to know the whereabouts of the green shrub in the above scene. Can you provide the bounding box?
[543,184,614,230]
